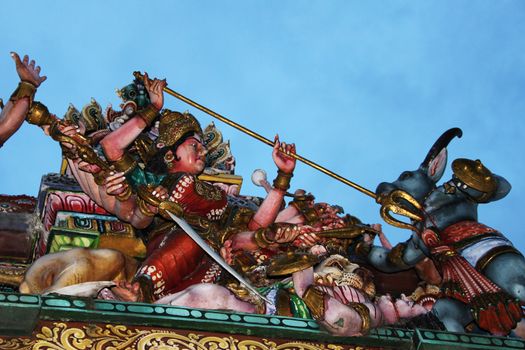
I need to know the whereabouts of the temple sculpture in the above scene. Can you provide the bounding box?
[0,52,523,349]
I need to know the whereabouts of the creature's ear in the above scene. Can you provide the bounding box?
[426,148,448,183]
[420,128,462,181]
[489,174,511,202]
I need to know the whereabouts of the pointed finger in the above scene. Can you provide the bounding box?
[23,55,29,65]
[29,60,35,69]
[35,66,41,74]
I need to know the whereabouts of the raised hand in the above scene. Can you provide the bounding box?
[11,52,47,87]
[143,72,167,110]
[272,134,296,174]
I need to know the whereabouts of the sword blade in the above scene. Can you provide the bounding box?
[166,211,272,305]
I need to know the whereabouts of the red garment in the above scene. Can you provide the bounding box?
[137,173,227,299]
[421,222,522,336]
[440,221,499,246]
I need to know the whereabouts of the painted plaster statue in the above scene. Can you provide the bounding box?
[7,52,504,337]
[149,262,428,337]
[356,128,524,336]
[50,78,300,302]
[0,53,47,147]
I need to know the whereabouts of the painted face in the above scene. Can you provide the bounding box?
[171,136,207,174]
[394,294,428,318]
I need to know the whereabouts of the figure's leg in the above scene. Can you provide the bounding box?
[431,298,473,333]
[483,253,525,302]
[155,284,257,313]
[135,230,205,300]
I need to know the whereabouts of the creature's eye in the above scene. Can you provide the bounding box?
[400,171,412,180]
[128,90,137,98]
[191,143,198,150]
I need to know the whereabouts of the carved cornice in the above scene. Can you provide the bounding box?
[1,322,367,350]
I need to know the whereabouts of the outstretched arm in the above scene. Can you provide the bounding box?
[67,157,159,229]
[0,52,47,147]
[248,135,296,230]
[100,73,166,161]
[365,231,428,273]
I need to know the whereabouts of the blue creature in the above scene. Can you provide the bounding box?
[363,128,524,336]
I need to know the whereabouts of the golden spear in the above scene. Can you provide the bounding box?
[134,72,375,198]
[132,72,423,230]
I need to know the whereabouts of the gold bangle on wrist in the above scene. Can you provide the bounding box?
[137,197,156,217]
[348,302,371,334]
[10,81,37,105]
[273,170,293,192]
[138,104,160,126]
[112,153,137,175]
[253,227,274,248]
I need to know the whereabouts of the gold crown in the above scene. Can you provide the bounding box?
[156,110,203,148]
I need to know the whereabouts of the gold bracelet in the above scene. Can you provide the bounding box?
[348,302,371,334]
[137,104,160,126]
[253,227,274,248]
[10,81,36,105]
[273,170,293,191]
[112,153,137,175]
[302,285,326,321]
[137,197,156,217]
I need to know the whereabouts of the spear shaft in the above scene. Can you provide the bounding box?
[133,72,376,199]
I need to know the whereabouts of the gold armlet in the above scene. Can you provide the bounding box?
[253,227,274,248]
[137,104,160,126]
[387,243,410,269]
[302,286,326,321]
[348,302,371,334]
[137,197,156,217]
[10,81,36,105]
[112,153,137,174]
[273,170,293,192]
[290,200,319,225]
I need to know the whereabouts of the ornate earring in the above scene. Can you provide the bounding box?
[164,152,175,169]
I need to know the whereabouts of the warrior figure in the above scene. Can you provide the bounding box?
[356,128,524,336]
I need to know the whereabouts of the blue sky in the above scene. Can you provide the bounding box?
[1,1,524,252]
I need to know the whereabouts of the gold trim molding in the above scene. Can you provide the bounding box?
[1,323,368,350]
